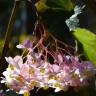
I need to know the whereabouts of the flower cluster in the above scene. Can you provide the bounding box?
[1,39,95,95]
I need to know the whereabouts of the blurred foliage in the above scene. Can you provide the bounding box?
[73,28,96,64]
[46,0,74,11]
[35,0,49,12]
[0,39,4,55]
[0,0,14,14]
[35,0,74,12]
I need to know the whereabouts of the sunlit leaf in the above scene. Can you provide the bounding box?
[46,0,74,11]
[73,28,96,64]
[35,0,49,12]
[35,0,74,12]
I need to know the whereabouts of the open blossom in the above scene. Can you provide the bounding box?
[1,39,95,95]
[16,39,33,49]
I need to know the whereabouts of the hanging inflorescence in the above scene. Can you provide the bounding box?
[1,29,95,95]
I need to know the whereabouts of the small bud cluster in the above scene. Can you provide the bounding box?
[1,38,95,95]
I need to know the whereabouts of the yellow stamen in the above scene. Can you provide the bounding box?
[29,67,34,74]
[72,74,78,79]
[9,64,15,70]
[9,74,14,78]
[40,68,45,73]
[54,83,60,87]
[48,74,53,79]
[24,91,30,96]
[43,85,49,90]
[16,75,23,82]
[54,83,63,89]
[5,83,11,88]
[32,58,36,64]
[53,75,60,80]
[30,80,37,86]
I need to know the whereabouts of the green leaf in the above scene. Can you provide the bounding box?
[36,0,74,12]
[73,28,96,64]
[48,0,74,11]
[35,0,49,12]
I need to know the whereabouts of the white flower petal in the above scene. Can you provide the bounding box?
[55,87,62,92]
[16,44,25,49]
[74,69,80,75]
[5,57,14,64]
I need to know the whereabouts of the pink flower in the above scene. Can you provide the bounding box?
[16,39,32,49]
[1,39,95,95]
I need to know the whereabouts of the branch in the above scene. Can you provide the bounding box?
[0,0,21,75]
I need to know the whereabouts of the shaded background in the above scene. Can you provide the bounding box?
[0,0,96,96]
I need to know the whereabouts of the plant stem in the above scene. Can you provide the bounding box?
[0,1,21,75]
